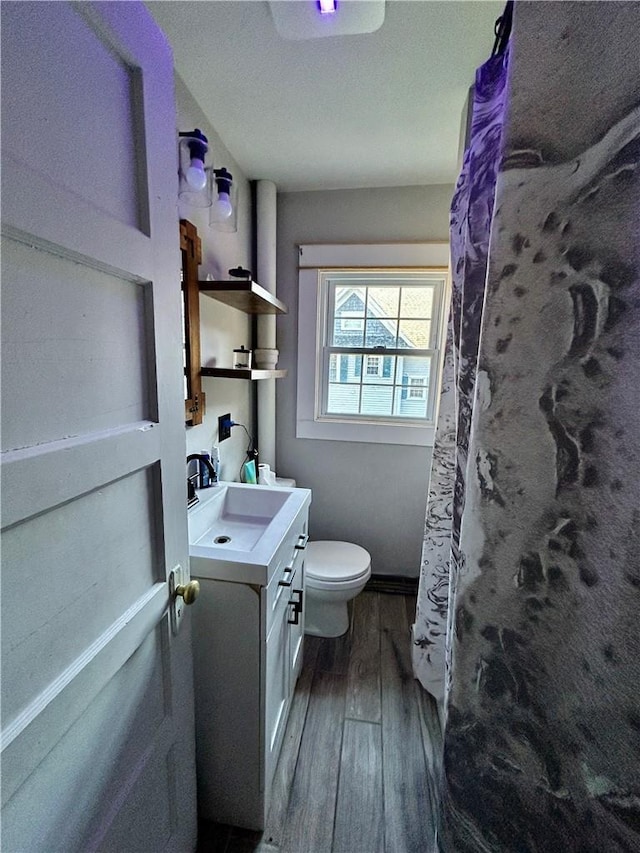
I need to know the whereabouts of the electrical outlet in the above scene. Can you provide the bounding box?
[218,413,232,441]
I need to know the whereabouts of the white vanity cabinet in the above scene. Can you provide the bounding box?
[190,495,309,831]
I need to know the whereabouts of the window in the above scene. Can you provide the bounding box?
[366,356,382,376]
[409,377,426,399]
[324,271,441,421]
[340,311,365,332]
[297,243,450,446]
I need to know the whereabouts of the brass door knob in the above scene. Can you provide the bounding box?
[175,580,200,605]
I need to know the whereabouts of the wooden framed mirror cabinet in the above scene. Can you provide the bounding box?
[180,219,205,425]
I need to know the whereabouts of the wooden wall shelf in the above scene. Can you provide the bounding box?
[180,222,288,393]
[200,280,287,315]
[201,367,288,380]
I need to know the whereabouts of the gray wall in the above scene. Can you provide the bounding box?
[176,75,255,481]
[276,185,453,577]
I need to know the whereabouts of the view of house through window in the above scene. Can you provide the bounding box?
[320,271,444,423]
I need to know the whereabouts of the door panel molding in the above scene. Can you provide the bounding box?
[1,422,162,529]
[1,164,154,283]
[1,585,168,806]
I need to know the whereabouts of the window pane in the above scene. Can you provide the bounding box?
[330,353,361,384]
[364,286,399,347]
[329,356,337,382]
[363,354,395,384]
[398,354,431,382]
[364,317,398,348]
[327,383,360,414]
[396,391,428,418]
[333,318,364,347]
[361,385,394,416]
[335,286,363,313]
[367,286,400,319]
[397,319,431,349]
[332,286,365,346]
[400,286,433,318]
[341,315,365,331]
[397,355,431,417]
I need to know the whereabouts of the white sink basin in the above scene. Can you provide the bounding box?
[190,485,291,550]
[188,482,311,585]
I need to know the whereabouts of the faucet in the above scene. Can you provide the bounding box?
[186,453,218,507]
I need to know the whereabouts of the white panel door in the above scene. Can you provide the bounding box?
[1,3,197,851]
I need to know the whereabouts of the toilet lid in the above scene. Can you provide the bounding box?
[305,541,371,582]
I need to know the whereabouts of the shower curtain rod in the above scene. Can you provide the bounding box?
[492,0,513,56]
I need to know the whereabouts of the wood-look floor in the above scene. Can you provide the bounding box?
[197,592,443,853]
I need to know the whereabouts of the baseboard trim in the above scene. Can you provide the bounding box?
[365,574,418,595]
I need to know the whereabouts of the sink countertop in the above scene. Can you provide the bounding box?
[188,481,312,586]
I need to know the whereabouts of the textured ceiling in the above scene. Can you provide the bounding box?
[146,0,504,192]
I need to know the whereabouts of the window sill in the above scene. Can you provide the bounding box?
[296,417,436,447]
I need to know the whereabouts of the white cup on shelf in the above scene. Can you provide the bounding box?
[254,348,279,369]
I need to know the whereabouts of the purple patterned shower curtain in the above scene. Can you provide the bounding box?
[412,50,510,702]
[435,2,640,847]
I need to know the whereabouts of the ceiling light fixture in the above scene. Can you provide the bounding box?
[210,167,238,233]
[318,0,337,15]
[269,0,384,40]
[178,129,212,207]
[177,130,237,229]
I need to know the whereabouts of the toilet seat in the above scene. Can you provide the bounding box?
[305,541,371,589]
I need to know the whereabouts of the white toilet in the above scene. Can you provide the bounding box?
[304,540,371,638]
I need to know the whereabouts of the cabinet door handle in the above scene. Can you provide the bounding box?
[295,534,309,550]
[288,589,303,624]
[287,606,300,625]
[278,565,296,587]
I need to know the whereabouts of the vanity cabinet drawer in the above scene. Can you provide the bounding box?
[265,516,308,634]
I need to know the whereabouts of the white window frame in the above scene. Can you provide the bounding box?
[296,243,450,447]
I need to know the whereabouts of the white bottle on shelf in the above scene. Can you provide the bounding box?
[210,445,220,482]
